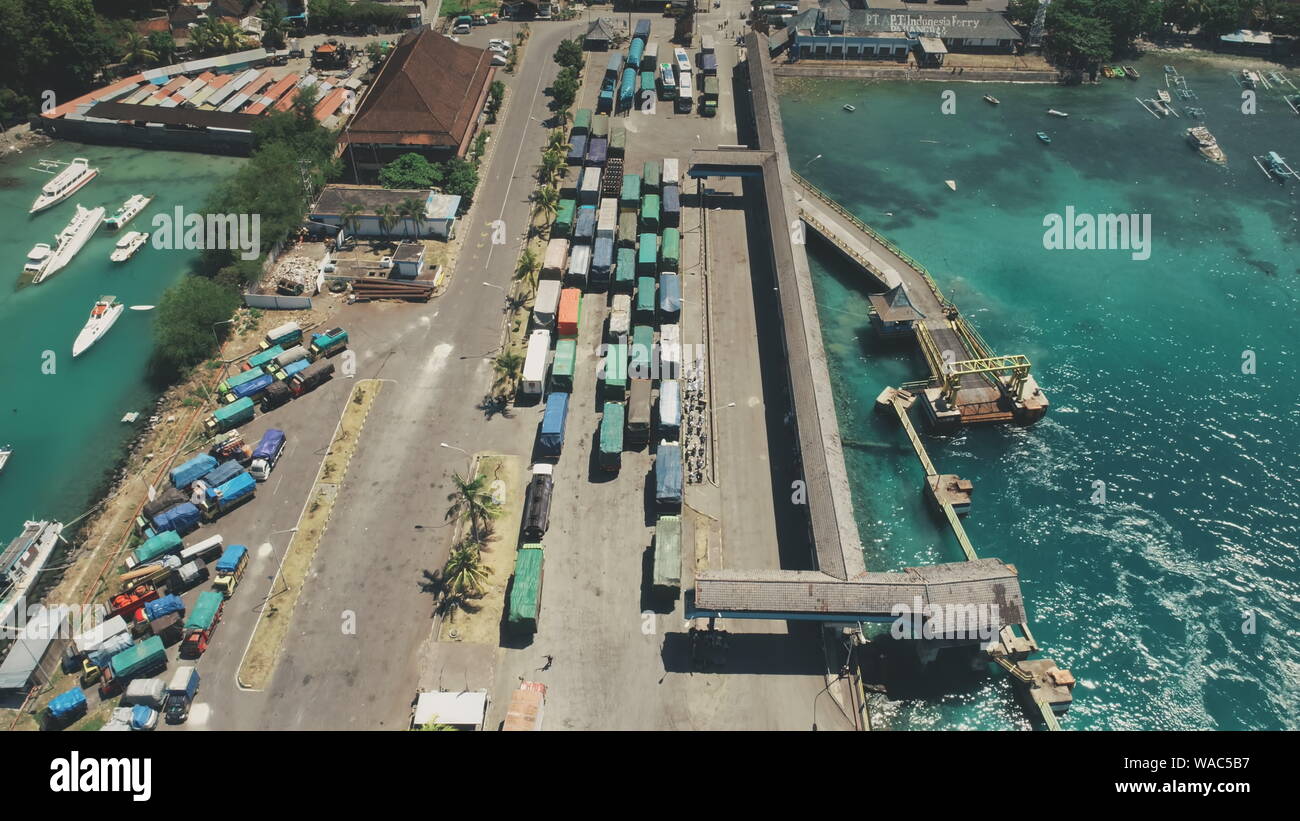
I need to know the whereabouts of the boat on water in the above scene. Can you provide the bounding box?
[944,180,957,191]
[1186,126,1227,165]
[29,204,106,284]
[29,158,98,214]
[1124,65,1140,80]
[1241,69,1259,88]
[1254,150,1300,182]
[1036,131,1051,144]
[984,94,1000,105]
[1157,89,1172,103]
[1111,66,1126,78]
[843,104,856,112]
[1047,109,1069,117]
[0,521,65,630]
[23,243,52,276]
[103,194,153,231]
[0,445,11,474]
[110,231,149,263]
[1101,66,1115,78]
[72,296,125,357]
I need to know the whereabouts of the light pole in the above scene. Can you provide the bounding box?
[481,281,504,291]
[440,442,474,473]
[211,319,234,349]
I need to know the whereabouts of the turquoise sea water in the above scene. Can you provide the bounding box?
[781,57,1300,730]
[0,143,238,555]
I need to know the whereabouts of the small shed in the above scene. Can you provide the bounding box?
[412,690,489,730]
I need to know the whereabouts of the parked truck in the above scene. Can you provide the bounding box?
[200,471,256,521]
[140,594,185,624]
[179,534,224,565]
[127,530,184,569]
[181,591,225,657]
[522,464,553,540]
[200,459,244,489]
[631,324,655,379]
[653,515,683,600]
[209,429,252,463]
[245,344,285,372]
[290,360,335,396]
[609,294,632,341]
[557,288,582,337]
[592,236,615,288]
[659,273,682,323]
[142,486,187,521]
[550,339,577,393]
[542,237,569,280]
[249,428,287,480]
[107,583,160,623]
[205,397,255,434]
[169,559,209,593]
[221,371,276,404]
[566,242,591,288]
[170,453,218,490]
[655,441,684,509]
[212,544,249,597]
[271,344,309,374]
[507,545,544,634]
[216,366,267,396]
[628,379,652,447]
[658,378,681,440]
[151,502,201,536]
[148,612,183,646]
[598,402,625,471]
[122,677,166,710]
[309,327,349,358]
[636,277,657,324]
[46,688,88,728]
[261,321,303,350]
[537,392,570,458]
[502,681,547,731]
[603,342,628,400]
[102,636,167,697]
[164,666,200,724]
[533,279,562,329]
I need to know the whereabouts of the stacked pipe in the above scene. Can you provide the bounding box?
[350,279,434,302]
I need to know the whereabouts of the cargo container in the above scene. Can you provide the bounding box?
[217,366,266,395]
[557,289,582,337]
[566,133,587,166]
[206,397,255,434]
[660,323,683,378]
[262,321,303,350]
[213,544,249,597]
[661,227,681,271]
[566,243,592,288]
[170,453,218,490]
[643,161,661,193]
[521,329,552,396]
[592,237,615,288]
[533,279,562,328]
[634,19,651,43]
[653,515,683,598]
[522,464,553,539]
[598,402,625,470]
[597,87,614,114]
[609,294,632,341]
[201,471,256,520]
[181,591,224,657]
[659,273,682,323]
[620,174,641,210]
[585,137,608,167]
[640,194,660,232]
[152,502,201,536]
[222,371,275,404]
[628,379,652,446]
[663,158,680,186]
[603,343,628,400]
[550,338,577,392]
[309,327,348,358]
[619,66,637,108]
[631,324,655,379]
[574,205,597,242]
[128,530,184,569]
[201,459,244,489]
[662,184,681,228]
[618,211,638,248]
[249,428,287,480]
[572,108,592,135]
[109,636,167,681]
[246,344,285,371]
[508,545,544,634]
[179,534,224,565]
[635,277,657,323]
[637,233,658,272]
[290,360,334,396]
[502,681,547,731]
[655,441,683,508]
[554,199,576,236]
[614,248,637,293]
[579,166,601,205]
[591,113,610,138]
[609,124,626,157]
[597,199,618,239]
[538,392,570,457]
[542,237,569,280]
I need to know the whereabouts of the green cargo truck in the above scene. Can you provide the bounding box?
[217,366,267,395]
[551,338,577,392]
[618,211,638,248]
[643,161,661,193]
[205,397,255,434]
[604,342,628,400]
[640,194,660,233]
[554,199,576,237]
[598,402,625,471]
[631,325,655,378]
[653,515,682,599]
[591,113,610,138]
[661,227,681,272]
[246,345,285,371]
[635,277,657,324]
[637,233,658,272]
[620,174,642,211]
[572,108,592,135]
[109,636,167,681]
[614,247,636,292]
[703,75,719,117]
[609,124,626,157]
[508,545,545,633]
[309,327,349,358]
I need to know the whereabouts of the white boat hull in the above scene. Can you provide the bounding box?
[33,205,106,284]
[30,161,98,214]
[73,302,124,357]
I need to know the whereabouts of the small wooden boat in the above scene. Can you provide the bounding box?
[1101,66,1115,78]
[1047,109,1069,117]
[983,94,1000,105]
[1157,89,1172,103]
[1036,131,1051,144]
[944,180,956,191]
[843,104,856,112]
[1124,65,1140,80]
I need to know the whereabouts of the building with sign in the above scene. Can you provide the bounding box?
[787,2,1021,62]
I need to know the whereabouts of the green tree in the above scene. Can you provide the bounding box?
[260,2,289,50]
[531,184,559,225]
[445,472,503,540]
[547,128,568,152]
[492,349,526,396]
[119,33,157,68]
[538,149,564,185]
[379,153,445,189]
[443,157,480,202]
[146,31,177,66]
[554,37,584,71]
[551,67,580,110]
[376,204,398,237]
[443,542,492,600]
[340,203,365,243]
[149,277,241,380]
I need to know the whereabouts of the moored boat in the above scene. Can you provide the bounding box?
[29,158,98,214]
[31,204,106,284]
[1124,65,1140,80]
[0,445,11,474]
[1157,89,1172,103]
[984,94,1000,105]
[1047,108,1069,117]
[1036,131,1051,144]
[0,520,65,630]
[843,104,856,112]
[72,296,125,357]
[1241,69,1259,88]
[110,231,149,263]
[1186,126,1226,165]
[23,243,52,277]
[103,194,153,231]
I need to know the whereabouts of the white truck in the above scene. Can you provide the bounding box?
[520,329,552,396]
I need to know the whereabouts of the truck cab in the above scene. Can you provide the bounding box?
[164,666,200,724]
[309,327,349,358]
[249,428,287,481]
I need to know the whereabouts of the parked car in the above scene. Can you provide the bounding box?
[491,53,508,66]
[489,39,512,51]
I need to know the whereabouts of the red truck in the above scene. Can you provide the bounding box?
[108,584,160,622]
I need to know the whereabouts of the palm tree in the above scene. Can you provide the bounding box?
[539,149,564,185]
[444,543,492,600]
[532,185,559,225]
[397,197,425,238]
[445,472,503,541]
[492,350,526,397]
[339,203,364,246]
[376,204,398,238]
[514,247,540,288]
[260,2,288,50]
[120,33,158,68]
[547,129,568,152]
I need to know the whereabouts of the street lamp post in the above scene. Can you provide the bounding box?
[439,442,474,474]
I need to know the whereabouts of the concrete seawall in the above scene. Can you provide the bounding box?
[774,65,1061,84]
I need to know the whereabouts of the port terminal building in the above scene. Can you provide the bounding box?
[780,1,1022,64]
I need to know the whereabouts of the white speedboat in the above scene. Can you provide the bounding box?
[72,296,125,357]
[0,445,11,474]
[0,520,65,630]
[29,158,99,214]
[103,194,153,231]
[1047,108,1069,117]
[32,204,106,284]
[110,231,149,263]
[23,243,52,277]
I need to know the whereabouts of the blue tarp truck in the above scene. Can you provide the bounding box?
[142,594,185,622]
[223,372,275,403]
[151,502,201,536]
[592,237,615,289]
[655,442,683,509]
[46,688,88,727]
[538,392,570,458]
[619,67,636,109]
[200,460,244,489]
[213,544,249,597]
[659,273,681,322]
[567,134,587,166]
[170,453,218,489]
[249,429,287,480]
[201,472,256,521]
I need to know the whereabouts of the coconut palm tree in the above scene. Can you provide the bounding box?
[492,350,526,397]
[539,149,565,185]
[514,247,540,288]
[531,185,559,225]
[120,34,158,68]
[547,128,568,152]
[339,203,364,246]
[397,197,425,238]
[376,204,398,238]
[445,472,503,541]
[444,543,492,598]
[260,2,289,50]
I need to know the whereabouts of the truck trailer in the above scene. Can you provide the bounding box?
[521,329,552,396]
[205,397,255,434]
[181,591,225,657]
[537,392,570,457]
[598,402,625,471]
[212,545,249,597]
[249,428,287,480]
[508,545,544,634]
